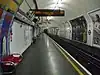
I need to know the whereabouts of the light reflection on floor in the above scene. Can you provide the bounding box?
[44,34,58,75]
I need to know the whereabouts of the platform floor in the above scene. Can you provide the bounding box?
[15,34,79,75]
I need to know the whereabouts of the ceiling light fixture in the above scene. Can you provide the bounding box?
[47,16,54,20]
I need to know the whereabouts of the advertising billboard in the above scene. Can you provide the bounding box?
[70,16,87,43]
[88,8,100,46]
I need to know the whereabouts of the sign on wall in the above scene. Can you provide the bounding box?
[2,12,13,55]
[69,16,87,43]
[0,0,23,56]
[88,8,100,46]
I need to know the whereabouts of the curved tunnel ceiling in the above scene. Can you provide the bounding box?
[36,0,100,28]
[37,0,71,9]
[19,0,100,27]
[36,0,72,26]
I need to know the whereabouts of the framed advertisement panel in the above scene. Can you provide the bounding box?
[69,16,87,43]
[88,8,100,47]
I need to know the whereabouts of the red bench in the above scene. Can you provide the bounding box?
[0,53,23,74]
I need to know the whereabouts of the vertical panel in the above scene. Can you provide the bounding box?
[88,9,100,48]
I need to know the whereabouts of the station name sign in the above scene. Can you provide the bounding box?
[30,9,65,16]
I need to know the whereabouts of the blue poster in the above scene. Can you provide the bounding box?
[0,11,13,56]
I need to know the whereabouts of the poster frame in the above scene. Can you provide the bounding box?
[87,8,100,48]
[68,15,88,44]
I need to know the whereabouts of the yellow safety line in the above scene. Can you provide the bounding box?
[54,42,84,75]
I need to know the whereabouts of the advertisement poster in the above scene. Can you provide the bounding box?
[0,8,3,32]
[88,9,100,46]
[1,12,13,55]
[69,16,87,43]
[0,8,3,56]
